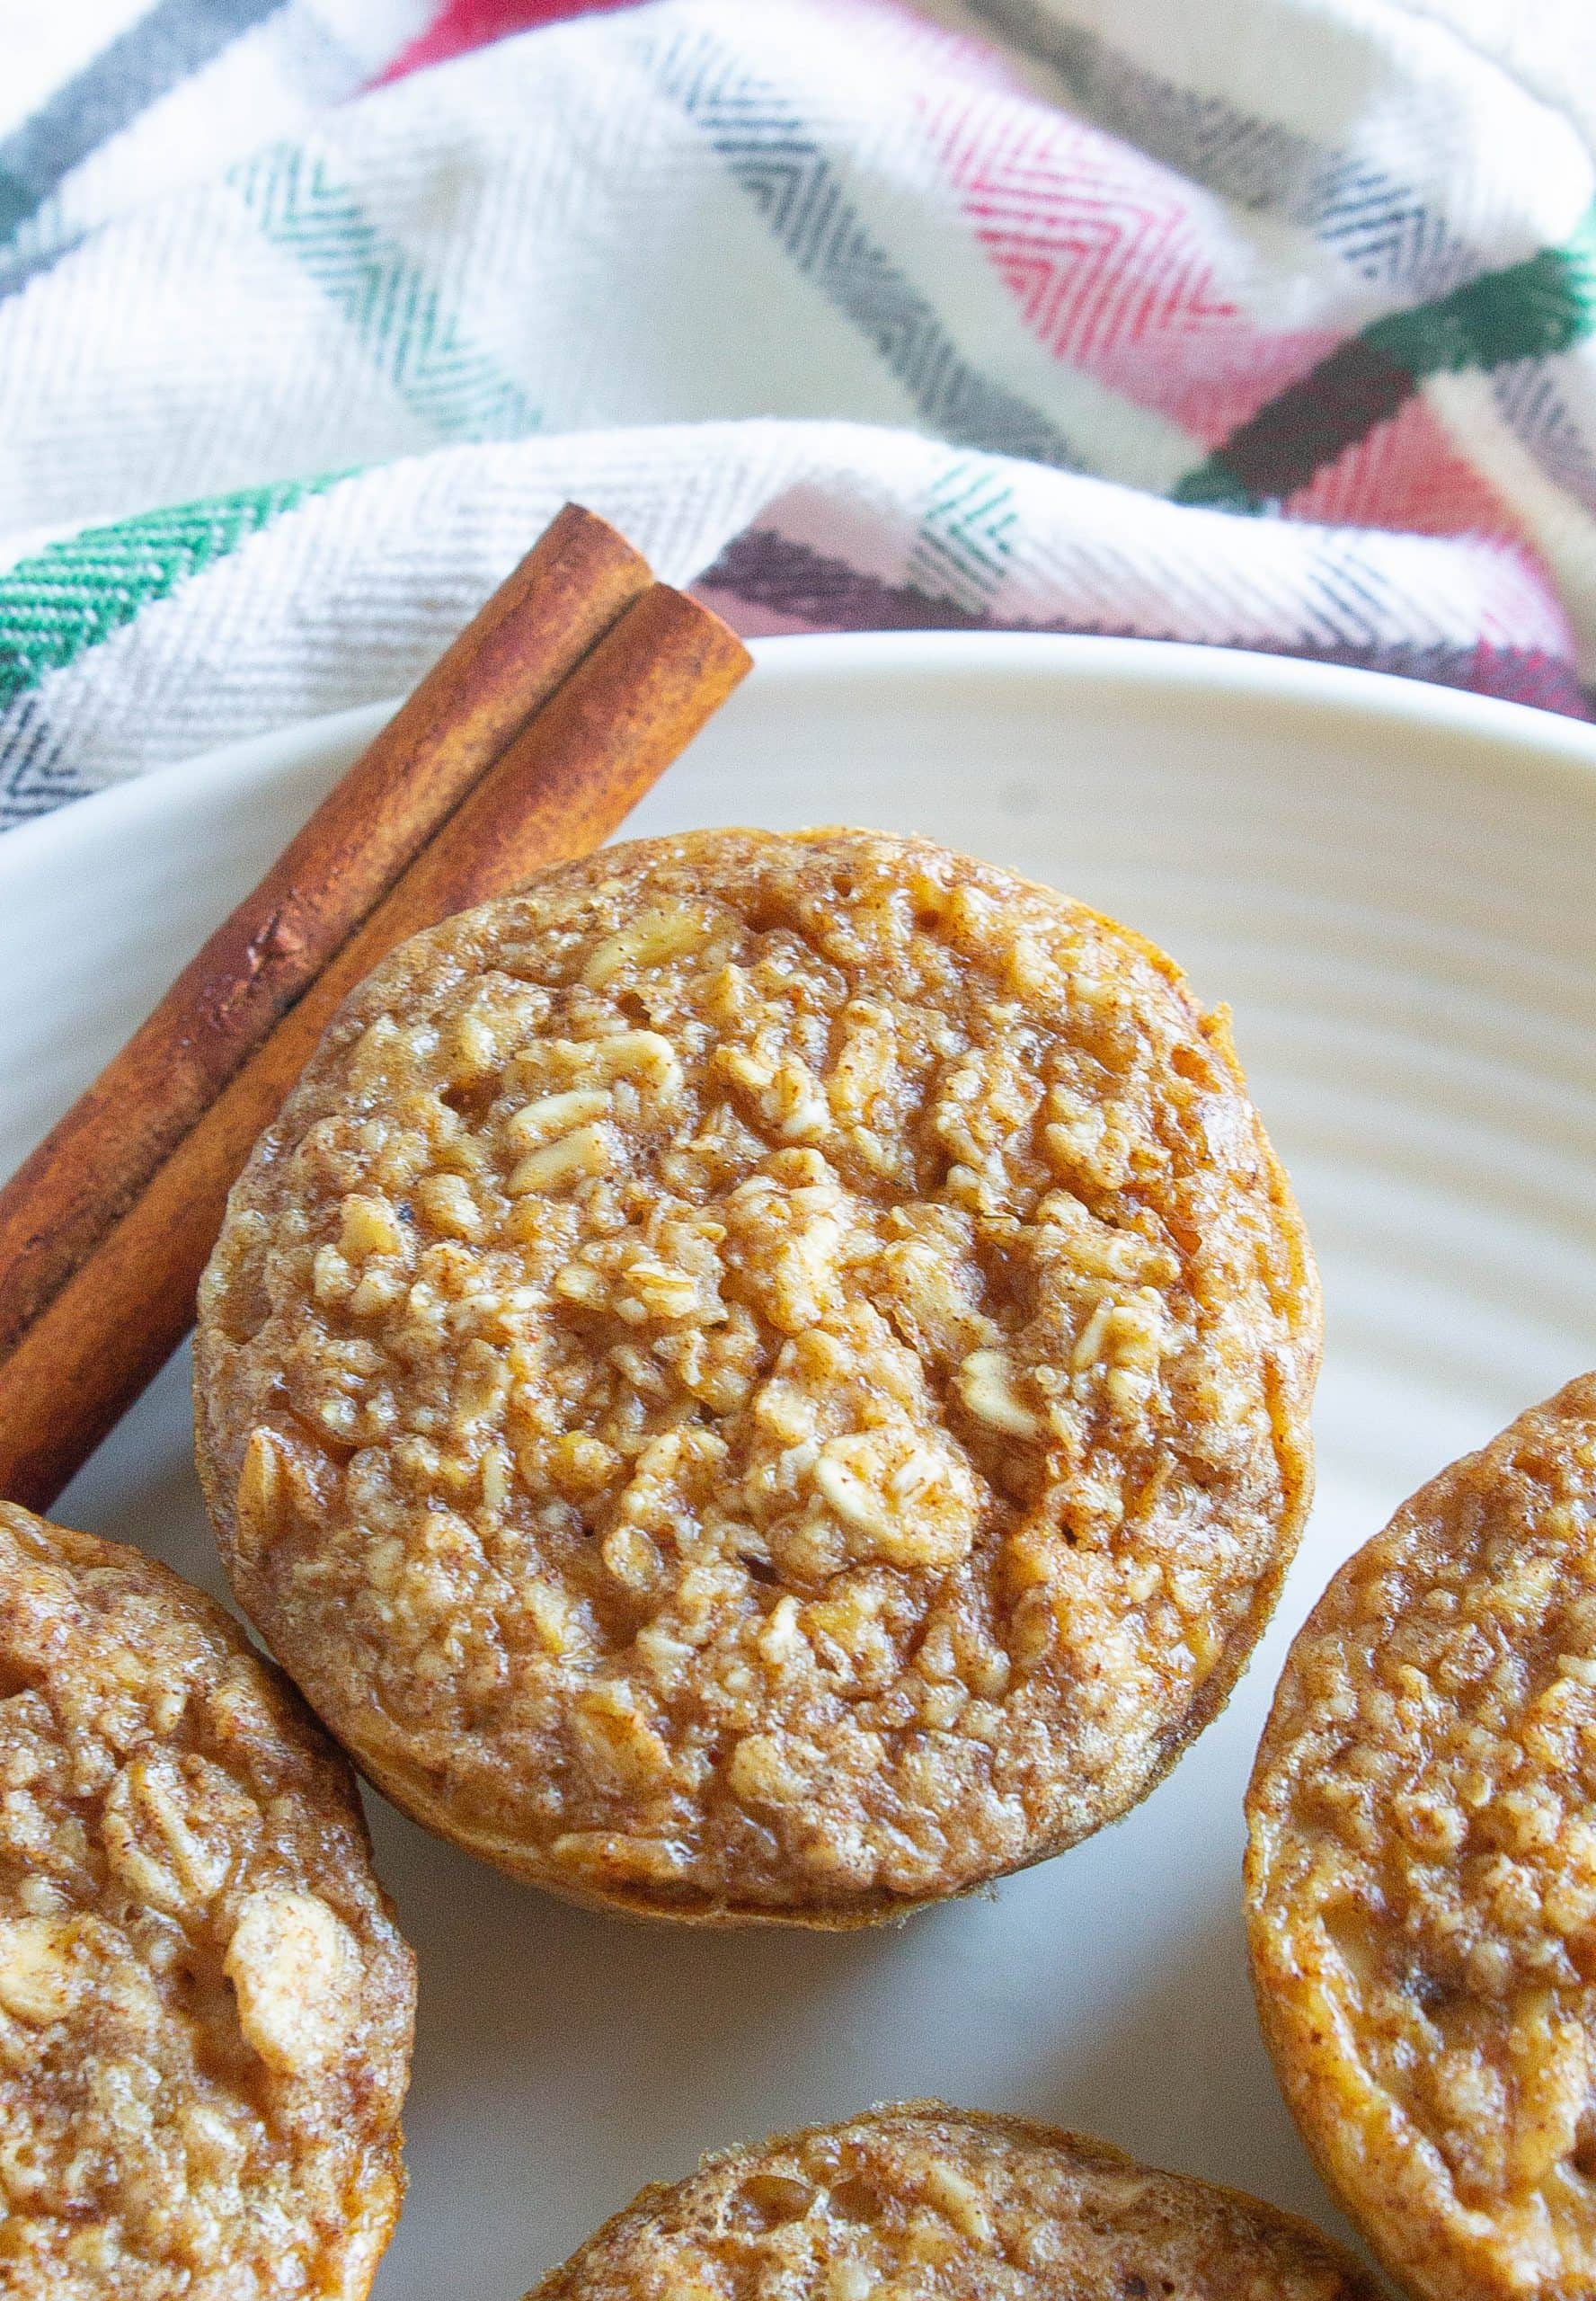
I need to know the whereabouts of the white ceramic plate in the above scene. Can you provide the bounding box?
[4,632,1596,2294]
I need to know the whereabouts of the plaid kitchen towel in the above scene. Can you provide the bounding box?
[1,0,1594,825]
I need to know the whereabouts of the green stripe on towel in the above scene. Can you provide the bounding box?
[0,472,343,707]
[1175,202,1596,511]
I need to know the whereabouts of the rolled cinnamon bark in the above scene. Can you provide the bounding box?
[0,503,651,1358]
[0,580,749,1512]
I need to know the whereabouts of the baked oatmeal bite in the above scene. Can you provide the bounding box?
[197,827,1318,1923]
[520,2101,1380,2298]
[1247,1374,1596,2301]
[0,1505,414,2298]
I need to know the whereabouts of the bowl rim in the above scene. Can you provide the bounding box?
[7,628,1596,890]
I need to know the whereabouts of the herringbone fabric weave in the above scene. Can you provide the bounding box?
[1,0,1592,824]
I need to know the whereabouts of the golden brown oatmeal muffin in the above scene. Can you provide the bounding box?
[1246,1373,1596,2301]
[196,827,1318,1923]
[520,2101,1381,2298]
[0,1505,414,2298]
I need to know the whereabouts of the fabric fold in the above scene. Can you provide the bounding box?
[2,0,1592,825]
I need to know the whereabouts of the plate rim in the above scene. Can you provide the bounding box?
[7,629,1596,893]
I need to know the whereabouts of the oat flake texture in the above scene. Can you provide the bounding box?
[0,1506,414,2299]
[520,2101,1382,2298]
[1247,1373,1596,2301]
[197,828,1319,1922]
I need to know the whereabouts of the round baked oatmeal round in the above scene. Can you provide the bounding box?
[0,1505,414,2299]
[196,826,1319,1923]
[1247,1374,1596,2301]
[521,2101,1380,2298]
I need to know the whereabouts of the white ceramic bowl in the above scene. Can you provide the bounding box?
[4,633,1594,2296]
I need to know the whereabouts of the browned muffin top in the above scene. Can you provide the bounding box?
[0,1506,414,2299]
[524,2102,1380,2298]
[198,827,1317,1921]
[1248,1373,1596,2301]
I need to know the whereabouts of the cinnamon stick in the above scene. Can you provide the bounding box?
[0,582,750,1514]
[0,503,651,1359]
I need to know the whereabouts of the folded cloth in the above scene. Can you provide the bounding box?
[1,0,1593,825]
